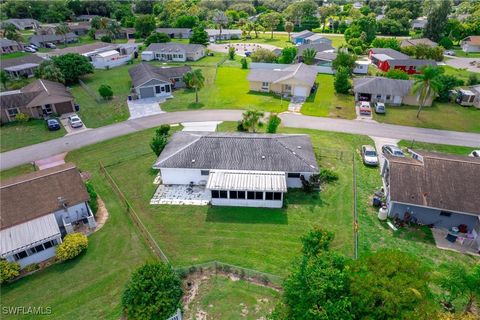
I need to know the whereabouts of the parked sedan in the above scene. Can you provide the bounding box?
[361,145,379,166]
[445,50,455,56]
[45,42,56,49]
[382,144,405,157]
[374,102,386,114]
[46,118,61,131]
[469,150,480,158]
[358,101,372,116]
[68,114,83,128]
[24,46,37,53]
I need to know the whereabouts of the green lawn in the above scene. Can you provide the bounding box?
[1,52,31,60]
[442,65,479,83]
[301,74,356,119]
[398,140,476,155]
[0,120,66,153]
[452,47,480,58]
[185,275,279,320]
[372,102,480,133]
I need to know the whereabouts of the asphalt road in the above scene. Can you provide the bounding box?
[1,110,479,171]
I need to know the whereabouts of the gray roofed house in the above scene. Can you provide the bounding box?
[206,29,242,41]
[400,38,438,48]
[142,43,206,62]
[128,62,191,99]
[353,77,432,107]
[247,63,317,99]
[292,30,315,44]
[29,33,78,47]
[0,54,45,78]
[369,48,410,60]
[3,18,39,30]
[156,28,192,39]
[0,38,23,55]
[382,150,480,251]
[297,42,335,56]
[411,17,428,30]
[151,132,319,208]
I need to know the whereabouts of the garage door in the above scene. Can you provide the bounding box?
[54,101,74,115]
[139,87,154,99]
[293,86,308,97]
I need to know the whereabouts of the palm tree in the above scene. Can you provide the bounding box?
[1,23,22,42]
[302,48,317,65]
[284,21,294,42]
[106,20,121,40]
[212,10,228,41]
[183,69,205,103]
[55,23,70,47]
[241,110,264,133]
[0,70,10,90]
[413,66,442,118]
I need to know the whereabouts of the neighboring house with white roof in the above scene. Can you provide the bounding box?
[152,132,319,208]
[206,29,242,41]
[247,63,317,99]
[461,36,480,53]
[353,77,433,107]
[142,43,205,62]
[0,163,96,268]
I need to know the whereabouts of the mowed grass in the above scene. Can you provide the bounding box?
[0,130,156,319]
[162,65,289,113]
[442,65,480,83]
[185,275,279,320]
[0,120,66,152]
[301,74,356,119]
[1,51,31,59]
[372,102,480,133]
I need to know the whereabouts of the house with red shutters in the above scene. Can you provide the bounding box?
[368,48,436,74]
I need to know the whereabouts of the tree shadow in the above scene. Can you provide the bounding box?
[285,189,325,207]
[187,102,205,109]
[206,206,288,225]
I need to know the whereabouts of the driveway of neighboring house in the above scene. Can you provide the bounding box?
[444,56,480,73]
[181,121,222,132]
[208,43,280,56]
[127,97,166,120]
[369,136,400,172]
[60,113,90,135]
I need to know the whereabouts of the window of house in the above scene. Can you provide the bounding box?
[161,86,165,92]
[178,55,183,59]
[247,191,255,200]
[14,251,28,260]
[35,244,45,253]
[211,190,219,198]
[155,86,161,94]
[229,191,238,199]
[44,240,55,249]
[274,192,282,200]
[219,190,228,199]
[255,192,263,200]
[7,108,19,117]
[440,211,452,217]
[262,82,269,88]
[386,95,391,100]
[201,170,210,176]
[288,173,301,178]
[376,94,382,100]
[43,104,53,114]
[237,191,246,199]
[265,192,274,200]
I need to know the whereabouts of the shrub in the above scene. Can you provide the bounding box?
[467,73,479,86]
[56,233,88,262]
[319,168,339,184]
[0,260,20,284]
[301,227,334,257]
[23,263,40,273]
[241,57,248,69]
[100,35,112,43]
[334,66,351,94]
[15,112,29,122]
[98,84,113,100]
[150,125,171,156]
[228,46,235,60]
[439,37,453,50]
[384,69,409,80]
[85,181,98,215]
[122,262,182,320]
[236,120,247,132]
[266,113,281,133]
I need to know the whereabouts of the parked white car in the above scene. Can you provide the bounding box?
[469,150,480,158]
[361,145,379,166]
[68,114,83,128]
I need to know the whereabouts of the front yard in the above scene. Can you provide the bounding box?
[372,102,480,133]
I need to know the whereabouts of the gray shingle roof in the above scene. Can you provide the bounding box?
[247,63,317,87]
[400,38,438,48]
[353,77,412,96]
[29,33,78,46]
[387,150,480,215]
[292,30,315,39]
[314,52,337,61]
[145,43,205,54]
[297,43,335,56]
[0,38,20,47]
[153,132,319,173]
[128,63,191,88]
[156,28,191,34]
[0,54,45,70]
[388,59,436,67]
[370,48,410,60]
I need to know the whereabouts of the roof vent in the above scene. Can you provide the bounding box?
[292,151,296,155]
[261,155,266,159]
[297,146,302,149]
[191,159,196,163]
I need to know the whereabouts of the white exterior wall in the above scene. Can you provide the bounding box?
[141,51,155,61]
[53,202,90,227]
[14,246,57,268]
[160,168,208,185]
[462,43,480,53]
[186,49,205,61]
[211,197,283,208]
[154,52,187,62]
[91,54,132,69]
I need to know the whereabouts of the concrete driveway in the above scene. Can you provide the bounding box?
[127,97,166,119]
[60,113,89,135]
[444,56,480,73]
[369,136,400,171]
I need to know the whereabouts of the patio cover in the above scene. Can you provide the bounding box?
[0,213,61,256]
[206,170,287,192]
[97,50,119,58]
[4,63,39,72]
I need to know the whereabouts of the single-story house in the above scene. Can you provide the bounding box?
[35,26,56,35]
[247,63,317,99]
[206,29,242,41]
[381,150,480,251]
[353,77,433,107]
[470,85,480,109]
[94,27,136,40]
[128,63,191,100]
[369,48,436,74]
[292,30,332,46]
[411,17,427,30]
[400,38,438,48]
[292,30,313,44]
[0,79,76,123]
[2,18,39,30]
[461,36,480,53]
[297,51,369,74]
[0,38,23,55]
[76,15,99,22]
[155,28,192,39]
[0,54,45,79]
[0,163,96,268]
[152,132,319,208]
[142,43,205,62]
[68,22,91,36]
[29,33,78,47]
[296,42,335,62]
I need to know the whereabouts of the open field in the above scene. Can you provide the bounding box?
[301,74,356,119]
[0,120,66,153]
[184,275,279,320]
[372,102,480,133]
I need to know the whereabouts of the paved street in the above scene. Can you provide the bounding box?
[1,110,479,170]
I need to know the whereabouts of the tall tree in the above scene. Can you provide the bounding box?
[302,48,317,65]
[241,110,264,133]
[0,70,10,90]
[413,66,443,118]
[190,26,209,45]
[183,69,205,104]
[106,20,121,40]
[284,21,294,42]
[135,14,156,38]
[424,0,452,42]
[55,23,70,46]
[332,52,357,74]
[261,12,281,39]
[35,61,65,84]
[1,23,22,42]
[50,53,94,84]
[212,10,228,41]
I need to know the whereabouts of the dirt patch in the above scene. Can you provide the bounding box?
[93,197,109,232]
